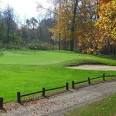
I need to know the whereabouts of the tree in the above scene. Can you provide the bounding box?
[70,0,78,51]
[50,0,73,50]
[50,0,100,52]
[26,17,38,30]
[3,6,14,45]
[96,0,116,55]
[0,6,21,48]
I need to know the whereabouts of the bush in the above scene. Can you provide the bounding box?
[28,42,55,50]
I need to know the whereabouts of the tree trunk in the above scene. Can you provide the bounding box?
[70,0,78,51]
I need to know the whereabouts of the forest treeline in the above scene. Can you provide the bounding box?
[0,0,116,55]
[51,0,116,55]
[0,6,55,50]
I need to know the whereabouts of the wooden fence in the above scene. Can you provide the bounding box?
[0,73,116,109]
[71,74,115,89]
[0,97,3,110]
[17,82,69,104]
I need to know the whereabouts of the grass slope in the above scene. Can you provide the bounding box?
[66,94,116,116]
[0,50,116,102]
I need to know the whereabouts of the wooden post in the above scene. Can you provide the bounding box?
[17,92,21,103]
[103,73,105,81]
[42,88,46,97]
[0,97,3,110]
[88,77,91,85]
[72,81,75,89]
[66,82,69,90]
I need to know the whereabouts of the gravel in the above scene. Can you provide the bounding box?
[1,81,116,116]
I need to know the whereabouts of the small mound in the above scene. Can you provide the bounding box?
[68,64,116,71]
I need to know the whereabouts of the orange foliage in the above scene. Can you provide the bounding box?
[96,0,116,51]
[100,0,111,4]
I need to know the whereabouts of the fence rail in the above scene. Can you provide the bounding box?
[0,74,116,109]
[17,82,69,103]
[74,80,88,84]
[17,74,116,104]
[21,90,43,97]
[45,85,66,91]
[71,73,116,89]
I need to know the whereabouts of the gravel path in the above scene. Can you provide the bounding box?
[67,64,116,71]
[1,81,116,116]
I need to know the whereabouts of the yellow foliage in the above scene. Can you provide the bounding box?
[50,0,116,54]
[50,1,72,40]
[96,0,116,41]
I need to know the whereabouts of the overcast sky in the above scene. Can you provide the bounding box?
[0,0,53,21]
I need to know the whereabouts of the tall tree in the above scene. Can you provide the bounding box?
[1,6,21,48]
[70,0,78,51]
[96,0,116,55]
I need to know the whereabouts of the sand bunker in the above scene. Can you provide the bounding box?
[68,64,116,71]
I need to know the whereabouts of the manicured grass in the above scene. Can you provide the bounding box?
[66,94,116,116]
[0,50,116,66]
[0,50,116,102]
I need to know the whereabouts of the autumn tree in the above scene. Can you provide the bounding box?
[96,0,116,55]
[51,0,99,52]
[50,0,76,50]
[51,0,116,54]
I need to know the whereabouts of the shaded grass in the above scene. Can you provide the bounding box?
[0,50,116,102]
[66,94,116,116]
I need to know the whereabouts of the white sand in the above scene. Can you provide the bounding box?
[68,64,116,71]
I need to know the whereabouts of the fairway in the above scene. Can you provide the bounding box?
[0,50,116,102]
